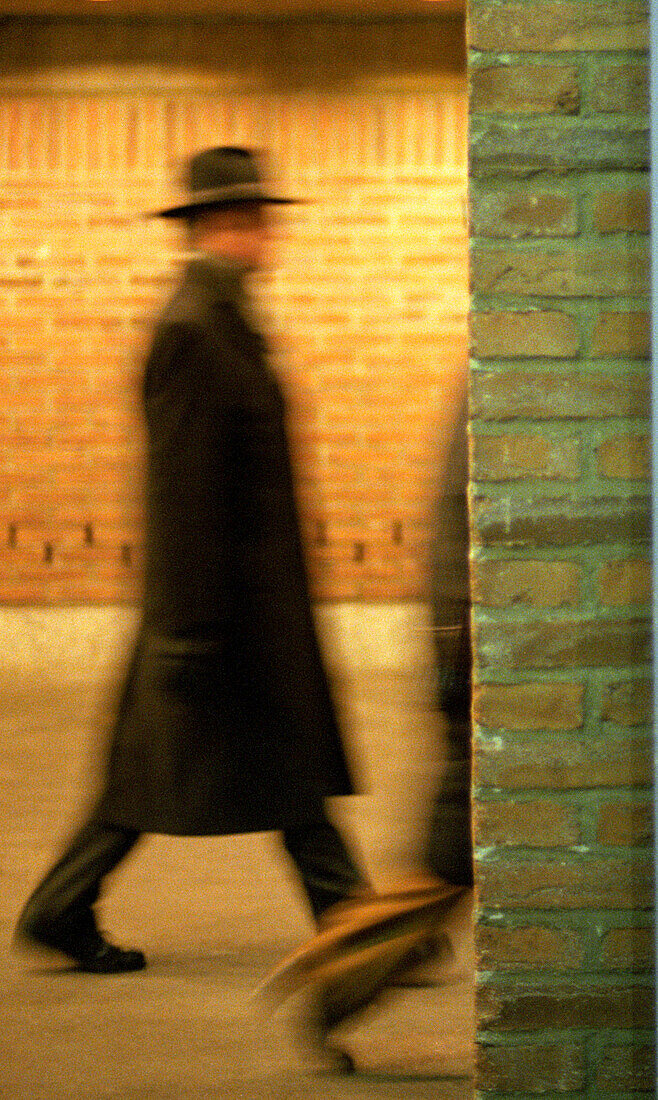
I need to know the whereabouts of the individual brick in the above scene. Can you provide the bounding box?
[471,63,580,114]
[470,1,649,53]
[470,366,649,420]
[587,60,649,114]
[472,559,583,608]
[597,434,650,479]
[601,678,652,725]
[473,680,584,730]
[470,119,649,175]
[472,432,581,480]
[596,799,653,845]
[478,978,655,1030]
[477,854,654,909]
[475,731,652,789]
[600,926,655,970]
[595,1043,656,1093]
[593,187,650,233]
[471,310,581,358]
[475,614,650,669]
[476,798,580,847]
[471,493,650,548]
[598,558,651,605]
[470,186,578,238]
[477,923,586,970]
[471,243,649,297]
[478,1041,586,1094]
[590,310,650,358]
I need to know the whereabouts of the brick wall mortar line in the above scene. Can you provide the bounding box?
[476,787,651,804]
[470,46,650,63]
[478,908,654,929]
[473,658,651,678]
[477,1025,655,1042]
[475,738,654,769]
[472,296,649,315]
[470,478,650,500]
[477,974,656,994]
[470,417,650,431]
[472,606,653,627]
[470,357,649,373]
[474,845,653,865]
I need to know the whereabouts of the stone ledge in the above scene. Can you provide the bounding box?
[0,601,432,683]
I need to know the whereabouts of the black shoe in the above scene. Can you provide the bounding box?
[74,938,147,974]
[15,916,146,974]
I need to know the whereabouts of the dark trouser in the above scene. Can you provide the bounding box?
[18,811,365,943]
[423,711,474,888]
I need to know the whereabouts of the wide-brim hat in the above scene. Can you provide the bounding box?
[150,146,299,218]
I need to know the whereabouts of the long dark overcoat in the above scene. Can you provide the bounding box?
[95,256,356,836]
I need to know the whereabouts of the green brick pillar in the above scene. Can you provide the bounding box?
[467,1,654,1094]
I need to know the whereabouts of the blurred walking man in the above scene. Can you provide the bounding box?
[15,147,366,973]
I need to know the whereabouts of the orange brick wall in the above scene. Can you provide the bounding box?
[0,17,468,603]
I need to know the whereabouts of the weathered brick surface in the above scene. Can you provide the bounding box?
[471,431,581,480]
[470,0,651,1088]
[477,855,654,910]
[598,558,651,605]
[587,60,649,115]
[597,433,650,479]
[596,799,653,846]
[470,185,579,238]
[591,309,651,358]
[470,63,580,114]
[475,731,652,790]
[476,615,650,669]
[474,680,584,729]
[476,798,580,847]
[477,1041,587,1094]
[593,186,650,233]
[470,365,650,420]
[595,1043,656,1093]
[472,559,583,608]
[479,978,655,1030]
[600,927,655,970]
[470,1,649,54]
[471,310,581,358]
[477,922,586,970]
[472,493,650,548]
[471,242,650,297]
[470,119,649,175]
[601,677,652,725]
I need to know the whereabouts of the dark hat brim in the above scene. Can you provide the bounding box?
[147,181,300,219]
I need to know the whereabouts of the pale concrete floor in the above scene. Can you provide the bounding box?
[0,668,474,1099]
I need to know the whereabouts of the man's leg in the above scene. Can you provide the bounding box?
[281,817,367,925]
[274,815,462,1072]
[15,817,146,972]
[423,711,474,887]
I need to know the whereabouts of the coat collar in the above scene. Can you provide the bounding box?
[183,253,249,312]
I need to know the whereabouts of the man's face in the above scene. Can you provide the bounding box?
[197,203,273,271]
